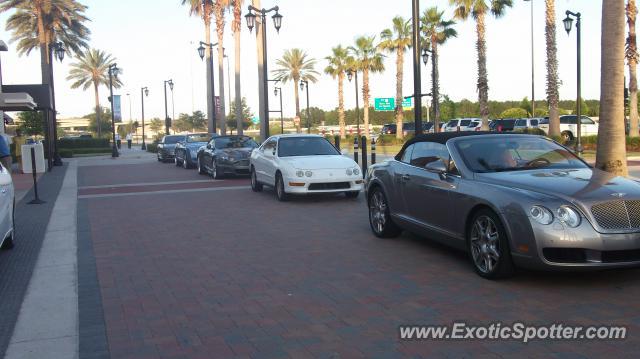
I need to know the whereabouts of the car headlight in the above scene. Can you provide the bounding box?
[530,205,553,225]
[296,170,304,177]
[557,206,581,228]
[353,167,360,176]
[305,171,313,177]
[346,168,353,176]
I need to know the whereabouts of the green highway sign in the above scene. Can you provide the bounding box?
[402,97,413,109]
[374,97,395,112]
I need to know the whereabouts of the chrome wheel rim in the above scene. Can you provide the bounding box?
[251,171,256,188]
[369,191,387,234]
[277,177,283,198]
[470,216,500,274]
[198,160,201,173]
[183,156,188,168]
[212,162,217,178]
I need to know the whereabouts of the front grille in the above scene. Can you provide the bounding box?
[543,248,587,263]
[601,249,640,263]
[591,200,640,230]
[308,182,350,191]
[237,159,249,166]
[543,248,640,263]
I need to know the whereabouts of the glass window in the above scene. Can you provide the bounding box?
[186,133,212,143]
[460,120,471,127]
[400,144,414,163]
[581,117,595,125]
[515,119,526,126]
[262,138,276,152]
[409,142,449,167]
[163,136,184,144]
[277,137,340,157]
[446,121,458,127]
[215,136,258,149]
[531,120,539,126]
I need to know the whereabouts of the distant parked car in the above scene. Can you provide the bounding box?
[174,133,215,169]
[444,118,476,132]
[380,122,432,136]
[538,115,599,142]
[250,134,363,201]
[464,121,482,131]
[513,118,541,131]
[157,135,186,162]
[0,163,15,250]
[489,119,517,132]
[196,135,259,179]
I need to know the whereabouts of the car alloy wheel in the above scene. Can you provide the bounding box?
[368,189,401,238]
[468,210,514,279]
[183,153,189,169]
[174,156,180,166]
[2,200,15,250]
[198,158,206,175]
[275,173,288,201]
[251,168,263,192]
[212,160,222,180]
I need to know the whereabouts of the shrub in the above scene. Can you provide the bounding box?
[72,148,112,155]
[146,143,158,153]
[513,128,546,136]
[58,138,110,149]
[59,149,74,158]
[375,134,412,146]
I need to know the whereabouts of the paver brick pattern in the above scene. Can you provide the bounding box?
[80,162,640,358]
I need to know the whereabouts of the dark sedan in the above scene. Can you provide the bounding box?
[196,135,259,179]
[365,132,640,279]
[174,133,216,169]
[157,135,186,162]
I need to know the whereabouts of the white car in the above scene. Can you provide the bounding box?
[444,118,480,132]
[538,115,598,141]
[513,118,541,131]
[0,164,15,250]
[250,134,364,201]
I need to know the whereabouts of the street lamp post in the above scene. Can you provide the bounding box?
[300,80,311,134]
[564,10,582,154]
[141,87,149,150]
[224,49,232,113]
[108,63,119,158]
[126,93,132,122]
[49,41,65,166]
[274,87,284,134]
[524,0,535,118]
[245,4,283,140]
[421,48,438,131]
[411,0,423,135]
[197,42,218,133]
[163,79,173,135]
[346,69,361,135]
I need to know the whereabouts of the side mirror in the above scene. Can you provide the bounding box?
[272,150,276,156]
[206,143,212,149]
[425,160,447,174]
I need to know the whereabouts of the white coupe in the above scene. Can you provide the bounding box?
[250,134,364,201]
[0,163,15,250]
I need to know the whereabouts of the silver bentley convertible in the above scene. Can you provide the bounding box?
[365,132,640,279]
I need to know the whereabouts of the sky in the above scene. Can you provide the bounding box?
[0,0,605,121]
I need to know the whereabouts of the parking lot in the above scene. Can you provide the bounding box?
[62,150,640,358]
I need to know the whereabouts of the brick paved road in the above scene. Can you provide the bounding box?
[77,157,640,358]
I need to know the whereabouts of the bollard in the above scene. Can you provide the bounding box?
[371,137,376,165]
[353,137,359,164]
[361,136,368,178]
[28,147,45,205]
[334,135,341,152]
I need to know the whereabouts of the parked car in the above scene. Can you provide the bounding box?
[250,134,363,201]
[157,135,186,162]
[513,118,541,131]
[0,163,15,250]
[538,115,599,141]
[365,132,640,279]
[380,122,432,136]
[196,135,259,179]
[489,118,517,132]
[444,118,476,132]
[174,133,216,169]
[463,121,482,131]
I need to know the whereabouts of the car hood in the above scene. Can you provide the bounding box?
[476,168,640,204]
[281,155,356,169]
[220,147,254,158]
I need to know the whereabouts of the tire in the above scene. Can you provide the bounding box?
[157,154,162,162]
[561,131,574,143]
[183,151,190,169]
[467,209,515,279]
[275,173,288,201]
[345,191,360,199]
[368,187,401,238]
[251,167,263,192]
[174,155,181,166]
[197,157,206,175]
[1,200,15,250]
[211,159,223,180]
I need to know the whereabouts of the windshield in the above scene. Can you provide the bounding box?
[278,137,340,157]
[214,136,259,149]
[163,136,184,144]
[446,121,458,127]
[186,134,211,143]
[455,136,588,173]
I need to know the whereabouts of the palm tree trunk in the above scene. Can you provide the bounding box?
[205,20,215,133]
[596,0,628,176]
[294,77,301,133]
[338,72,346,139]
[546,0,561,136]
[475,12,490,130]
[395,48,404,140]
[233,9,243,135]
[363,68,370,136]
[628,0,639,137]
[214,3,226,135]
[93,82,102,138]
[432,36,441,132]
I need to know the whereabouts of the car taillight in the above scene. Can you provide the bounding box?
[475,126,480,131]
[497,125,503,132]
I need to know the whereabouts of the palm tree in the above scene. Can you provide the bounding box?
[545,0,561,137]
[272,48,319,132]
[450,0,513,129]
[379,16,412,139]
[2,0,90,83]
[421,7,457,133]
[627,0,639,137]
[181,0,216,133]
[324,46,351,139]
[349,36,385,136]
[596,0,628,176]
[231,0,244,135]
[213,0,229,134]
[67,49,122,138]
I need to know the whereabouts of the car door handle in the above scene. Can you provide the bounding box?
[402,174,411,181]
